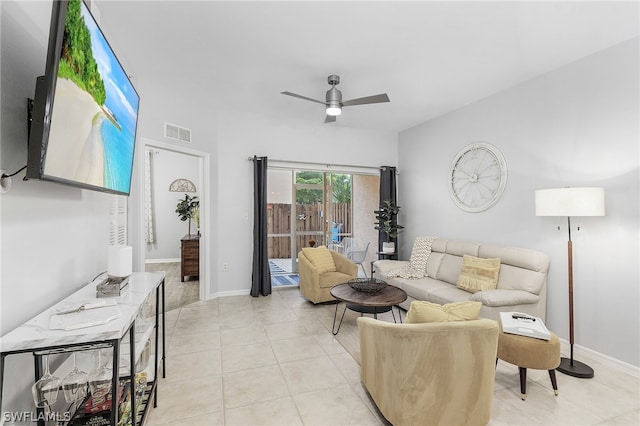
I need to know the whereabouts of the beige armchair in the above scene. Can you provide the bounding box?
[298,248,358,304]
[358,317,499,426]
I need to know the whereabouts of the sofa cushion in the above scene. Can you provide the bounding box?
[446,240,481,257]
[406,300,482,323]
[457,255,501,293]
[428,286,474,305]
[301,246,336,274]
[374,259,409,276]
[435,254,464,284]
[470,289,539,306]
[425,251,445,279]
[497,264,545,295]
[397,277,452,302]
[479,245,549,273]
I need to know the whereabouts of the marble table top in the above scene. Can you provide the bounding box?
[0,272,165,354]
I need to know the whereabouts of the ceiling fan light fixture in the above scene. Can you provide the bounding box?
[326,105,342,116]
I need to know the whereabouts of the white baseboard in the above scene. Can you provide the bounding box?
[207,289,250,300]
[559,339,639,378]
[145,258,180,264]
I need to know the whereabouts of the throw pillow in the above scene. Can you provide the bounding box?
[302,245,336,274]
[456,255,501,293]
[405,300,482,323]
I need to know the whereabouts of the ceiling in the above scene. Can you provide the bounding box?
[96,1,639,133]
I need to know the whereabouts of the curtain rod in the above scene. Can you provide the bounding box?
[247,156,393,173]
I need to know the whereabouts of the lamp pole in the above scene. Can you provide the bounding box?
[557,215,594,378]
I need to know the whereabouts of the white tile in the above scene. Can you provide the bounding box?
[330,352,361,384]
[270,335,326,363]
[222,364,290,409]
[225,396,303,425]
[146,375,223,424]
[167,329,220,355]
[221,342,277,373]
[220,325,268,347]
[280,356,348,394]
[294,384,380,426]
[164,349,221,383]
[263,320,311,341]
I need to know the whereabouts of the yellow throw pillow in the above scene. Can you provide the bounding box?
[302,245,337,274]
[406,301,482,323]
[456,255,501,293]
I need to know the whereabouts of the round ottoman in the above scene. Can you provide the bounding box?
[497,328,561,400]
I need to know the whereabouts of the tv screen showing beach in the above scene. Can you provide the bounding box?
[44,0,139,195]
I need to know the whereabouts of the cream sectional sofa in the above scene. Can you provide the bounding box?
[373,238,550,321]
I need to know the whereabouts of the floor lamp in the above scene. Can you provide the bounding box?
[534,187,605,379]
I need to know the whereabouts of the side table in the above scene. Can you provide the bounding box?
[180,234,200,282]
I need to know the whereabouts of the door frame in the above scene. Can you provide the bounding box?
[134,137,211,301]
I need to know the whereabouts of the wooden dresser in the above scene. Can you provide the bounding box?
[181,234,200,282]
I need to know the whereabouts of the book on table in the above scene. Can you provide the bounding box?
[499,311,551,341]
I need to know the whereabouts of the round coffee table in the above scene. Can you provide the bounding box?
[330,281,407,335]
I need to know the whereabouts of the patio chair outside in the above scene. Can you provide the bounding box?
[342,237,370,277]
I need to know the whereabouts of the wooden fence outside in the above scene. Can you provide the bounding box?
[267,203,351,258]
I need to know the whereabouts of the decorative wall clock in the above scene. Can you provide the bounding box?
[448,142,508,212]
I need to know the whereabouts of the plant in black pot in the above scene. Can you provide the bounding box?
[176,194,199,236]
[374,199,404,253]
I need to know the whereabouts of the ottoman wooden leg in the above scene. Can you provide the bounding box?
[519,367,527,400]
[548,369,559,396]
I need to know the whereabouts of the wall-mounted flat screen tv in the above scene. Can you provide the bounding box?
[26,0,140,196]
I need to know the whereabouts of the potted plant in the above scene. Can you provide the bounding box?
[175,194,199,236]
[374,199,404,253]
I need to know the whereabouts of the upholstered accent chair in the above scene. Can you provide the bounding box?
[298,246,358,304]
[358,317,499,426]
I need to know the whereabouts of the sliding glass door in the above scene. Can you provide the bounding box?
[266,167,376,280]
[293,171,326,272]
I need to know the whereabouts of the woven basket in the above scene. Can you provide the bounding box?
[348,278,387,293]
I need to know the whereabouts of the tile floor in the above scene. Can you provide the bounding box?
[145,282,639,425]
[145,262,199,312]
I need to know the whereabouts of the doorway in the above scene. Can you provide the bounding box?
[138,138,210,304]
[267,167,379,286]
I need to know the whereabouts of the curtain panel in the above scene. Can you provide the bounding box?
[144,150,155,244]
[251,156,272,297]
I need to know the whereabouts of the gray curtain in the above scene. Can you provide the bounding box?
[251,156,271,297]
[379,166,398,259]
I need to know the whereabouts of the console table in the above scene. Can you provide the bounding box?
[181,234,200,282]
[0,272,166,426]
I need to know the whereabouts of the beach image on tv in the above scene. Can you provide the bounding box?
[44,0,139,194]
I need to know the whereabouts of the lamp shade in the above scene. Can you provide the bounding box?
[108,245,132,278]
[535,187,605,217]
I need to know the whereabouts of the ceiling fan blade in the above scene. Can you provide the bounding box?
[281,91,326,105]
[324,115,336,123]
[341,93,390,107]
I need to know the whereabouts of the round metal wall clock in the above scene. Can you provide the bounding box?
[448,142,508,213]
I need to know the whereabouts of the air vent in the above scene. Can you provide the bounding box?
[165,123,192,143]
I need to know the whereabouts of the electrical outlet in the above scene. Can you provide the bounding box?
[222,263,229,271]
